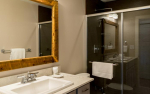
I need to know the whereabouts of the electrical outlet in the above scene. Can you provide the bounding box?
[130,45,134,49]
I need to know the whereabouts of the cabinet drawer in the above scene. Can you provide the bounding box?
[78,83,90,94]
[68,90,76,94]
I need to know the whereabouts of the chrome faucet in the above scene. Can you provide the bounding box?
[113,54,118,58]
[17,71,39,84]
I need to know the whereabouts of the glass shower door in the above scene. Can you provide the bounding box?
[39,22,52,56]
[87,13,123,94]
[123,9,150,94]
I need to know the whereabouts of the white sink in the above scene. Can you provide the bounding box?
[0,76,73,94]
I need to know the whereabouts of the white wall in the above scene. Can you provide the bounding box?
[58,0,86,74]
[0,0,38,61]
[0,0,86,77]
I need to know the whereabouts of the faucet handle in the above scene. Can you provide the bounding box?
[28,72,39,76]
[28,72,39,80]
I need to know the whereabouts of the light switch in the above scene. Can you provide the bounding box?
[130,45,134,49]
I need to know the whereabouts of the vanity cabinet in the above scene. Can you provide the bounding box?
[68,90,76,94]
[112,58,138,88]
[125,59,137,87]
[67,83,90,94]
[77,84,90,94]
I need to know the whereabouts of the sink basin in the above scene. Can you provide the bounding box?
[108,57,132,61]
[0,76,73,94]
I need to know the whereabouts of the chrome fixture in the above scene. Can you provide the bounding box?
[94,45,100,53]
[101,0,116,2]
[124,41,127,46]
[17,71,39,84]
[113,53,118,58]
[1,48,31,53]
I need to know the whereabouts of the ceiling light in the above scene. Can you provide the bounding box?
[108,14,118,19]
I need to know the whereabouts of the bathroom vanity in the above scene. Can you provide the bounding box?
[54,73,93,94]
[68,84,90,94]
[107,57,138,88]
[0,67,94,94]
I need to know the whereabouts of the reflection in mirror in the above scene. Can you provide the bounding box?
[102,18,118,54]
[104,23,116,50]
[0,0,52,61]
[39,22,52,56]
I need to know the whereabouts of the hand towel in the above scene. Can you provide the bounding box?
[10,48,25,60]
[124,46,128,52]
[108,45,113,49]
[92,62,113,79]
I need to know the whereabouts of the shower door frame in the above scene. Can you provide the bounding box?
[38,21,52,57]
[86,5,150,94]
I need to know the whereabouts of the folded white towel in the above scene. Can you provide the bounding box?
[124,46,128,52]
[10,48,25,60]
[92,62,113,79]
[108,45,113,49]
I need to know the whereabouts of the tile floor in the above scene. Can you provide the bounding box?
[91,80,150,94]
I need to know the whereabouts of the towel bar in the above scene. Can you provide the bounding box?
[1,48,31,53]
[89,61,118,66]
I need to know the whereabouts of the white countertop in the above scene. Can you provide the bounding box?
[0,73,94,94]
[53,73,94,94]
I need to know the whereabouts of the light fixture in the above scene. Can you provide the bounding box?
[108,13,118,19]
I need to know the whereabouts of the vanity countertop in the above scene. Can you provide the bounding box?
[0,72,94,94]
[53,73,94,94]
[106,57,138,63]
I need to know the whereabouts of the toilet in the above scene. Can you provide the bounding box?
[76,73,90,77]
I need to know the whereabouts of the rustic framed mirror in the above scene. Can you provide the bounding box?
[0,0,58,72]
[103,19,118,54]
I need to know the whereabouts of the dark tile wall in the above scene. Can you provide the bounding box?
[86,0,150,14]
[87,15,105,87]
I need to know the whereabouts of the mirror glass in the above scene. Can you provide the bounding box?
[104,23,116,50]
[0,0,52,61]
[39,22,52,56]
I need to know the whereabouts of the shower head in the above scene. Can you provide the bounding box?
[101,0,116,2]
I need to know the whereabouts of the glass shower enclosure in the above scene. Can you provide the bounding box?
[39,21,52,56]
[87,8,150,94]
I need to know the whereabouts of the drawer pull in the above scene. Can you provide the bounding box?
[82,88,89,92]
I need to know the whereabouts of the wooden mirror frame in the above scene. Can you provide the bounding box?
[103,19,118,54]
[0,0,58,72]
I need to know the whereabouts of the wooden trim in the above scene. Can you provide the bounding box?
[103,19,119,54]
[0,0,58,72]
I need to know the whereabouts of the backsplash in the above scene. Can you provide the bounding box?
[0,66,60,87]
